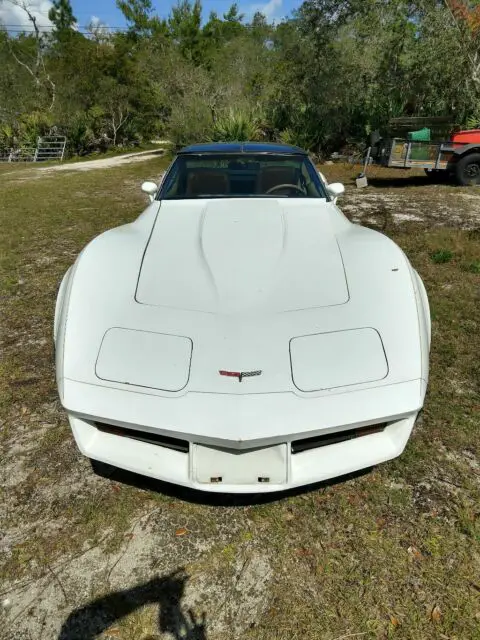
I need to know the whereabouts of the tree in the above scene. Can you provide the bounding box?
[2,0,479,157]
[168,0,204,64]
[48,0,76,33]
[3,0,56,110]
[117,0,166,38]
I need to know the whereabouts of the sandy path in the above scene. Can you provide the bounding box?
[39,148,167,172]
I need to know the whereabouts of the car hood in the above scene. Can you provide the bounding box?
[135,199,349,313]
[59,197,425,404]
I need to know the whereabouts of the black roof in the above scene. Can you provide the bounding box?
[178,142,308,155]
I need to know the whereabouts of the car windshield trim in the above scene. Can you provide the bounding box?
[159,195,307,200]
[157,153,328,200]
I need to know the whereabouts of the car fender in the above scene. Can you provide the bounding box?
[408,267,430,398]
[54,266,73,344]
[451,143,480,157]
[54,258,83,400]
[413,269,431,350]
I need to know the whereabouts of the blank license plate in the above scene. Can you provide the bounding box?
[192,444,287,485]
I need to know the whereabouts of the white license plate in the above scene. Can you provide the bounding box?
[192,444,287,485]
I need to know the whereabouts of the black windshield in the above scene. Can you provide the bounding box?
[158,153,327,200]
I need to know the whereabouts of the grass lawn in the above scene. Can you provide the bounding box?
[0,160,479,640]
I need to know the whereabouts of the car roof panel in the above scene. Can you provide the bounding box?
[178,142,308,155]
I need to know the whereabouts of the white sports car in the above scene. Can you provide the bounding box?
[55,142,430,493]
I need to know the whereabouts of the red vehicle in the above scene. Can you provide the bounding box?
[369,117,480,186]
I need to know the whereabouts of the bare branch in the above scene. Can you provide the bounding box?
[4,0,56,107]
[40,54,56,111]
[111,108,130,146]
[8,41,38,82]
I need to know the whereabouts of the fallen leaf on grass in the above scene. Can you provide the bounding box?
[389,615,400,627]
[175,527,188,536]
[295,547,313,557]
[430,605,442,622]
[407,545,423,561]
[469,581,480,593]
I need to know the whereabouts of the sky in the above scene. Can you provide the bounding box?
[0,0,301,32]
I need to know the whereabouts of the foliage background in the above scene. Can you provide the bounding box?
[1,0,480,156]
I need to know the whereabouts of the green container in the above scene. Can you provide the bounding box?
[407,127,431,142]
[410,145,431,161]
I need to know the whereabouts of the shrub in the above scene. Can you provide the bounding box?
[211,109,264,142]
[64,113,96,156]
[0,123,15,150]
[464,261,480,273]
[167,102,214,149]
[430,249,453,264]
[18,111,54,147]
[278,127,315,151]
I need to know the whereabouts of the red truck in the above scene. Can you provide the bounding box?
[368,117,480,186]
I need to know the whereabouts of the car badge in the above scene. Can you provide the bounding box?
[219,370,262,382]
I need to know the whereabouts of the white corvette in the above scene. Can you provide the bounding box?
[55,142,430,493]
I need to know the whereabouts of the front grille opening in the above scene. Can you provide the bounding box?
[291,422,387,454]
[95,422,189,453]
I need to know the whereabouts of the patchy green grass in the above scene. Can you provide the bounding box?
[1,160,479,640]
[430,249,454,264]
[464,260,480,273]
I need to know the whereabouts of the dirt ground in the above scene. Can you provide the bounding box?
[1,159,479,640]
[39,149,167,173]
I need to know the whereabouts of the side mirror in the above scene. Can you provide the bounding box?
[141,181,158,202]
[326,182,345,203]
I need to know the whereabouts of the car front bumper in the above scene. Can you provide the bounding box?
[69,413,417,493]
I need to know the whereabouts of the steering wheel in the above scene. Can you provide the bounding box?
[265,183,305,195]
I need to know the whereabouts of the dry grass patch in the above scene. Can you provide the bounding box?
[1,161,479,639]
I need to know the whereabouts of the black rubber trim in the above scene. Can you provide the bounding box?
[95,422,189,453]
[291,423,387,454]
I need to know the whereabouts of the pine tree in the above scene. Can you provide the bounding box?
[48,0,76,33]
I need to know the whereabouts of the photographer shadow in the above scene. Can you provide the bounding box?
[58,568,206,640]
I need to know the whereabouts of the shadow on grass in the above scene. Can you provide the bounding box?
[90,460,372,507]
[366,174,454,189]
[58,569,206,640]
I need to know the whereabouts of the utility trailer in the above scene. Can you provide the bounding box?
[368,117,480,186]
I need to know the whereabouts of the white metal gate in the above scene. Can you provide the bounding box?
[0,135,66,162]
[34,136,66,161]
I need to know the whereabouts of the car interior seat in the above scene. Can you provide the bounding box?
[186,170,229,196]
[258,166,299,193]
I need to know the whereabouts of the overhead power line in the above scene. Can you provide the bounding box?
[0,24,130,32]
[1,24,128,29]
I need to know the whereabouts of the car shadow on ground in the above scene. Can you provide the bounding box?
[91,460,372,507]
[58,568,206,640]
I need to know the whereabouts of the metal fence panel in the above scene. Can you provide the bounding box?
[0,135,66,162]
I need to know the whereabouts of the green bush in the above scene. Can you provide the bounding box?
[64,113,96,156]
[210,109,264,142]
[0,123,15,150]
[430,249,453,264]
[464,261,480,274]
[277,127,315,151]
[18,111,54,147]
[167,102,214,149]
[465,112,480,130]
